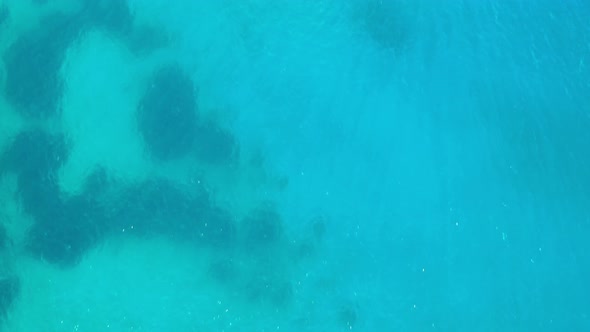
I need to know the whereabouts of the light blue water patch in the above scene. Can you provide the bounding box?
[0,0,589,331]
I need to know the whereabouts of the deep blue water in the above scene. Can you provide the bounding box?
[0,0,589,330]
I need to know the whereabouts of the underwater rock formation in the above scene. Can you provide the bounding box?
[0,131,106,266]
[0,130,68,219]
[3,14,82,117]
[26,193,107,267]
[193,121,239,165]
[0,127,239,266]
[0,4,8,26]
[0,226,7,250]
[353,0,413,52]
[2,0,142,118]
[0,277,19,318]
[137,64,198,161]
[0,131,100,266]
[82,0,134,37]
[112,178,237,249]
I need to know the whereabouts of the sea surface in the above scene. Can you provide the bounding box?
[0,0,589,331]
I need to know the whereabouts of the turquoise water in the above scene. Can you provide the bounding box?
[0,0,589,330]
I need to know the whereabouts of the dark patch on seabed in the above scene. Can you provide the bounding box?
[352,0,414,52]
[0,226,8,250]
[0,4,8,26]
[0,277,20,319]
[0,0,347,328]
[2,0,161,118]
[81,0,134,36]
[0,130,68,223]
[193,120,239,164]
[137,63,239,163]
[3,14,80,117]
[0,130,102,266]
[0,128,238,267]
[138,64,199,161]
[0,129,298,276]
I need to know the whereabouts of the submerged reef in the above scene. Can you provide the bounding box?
[26,193,107,266]
[0,226,6,250]
[137,64,198,161]
[81,0,134,37]
[3,14,82,117]
[111,179,209,237]
[0,4,8,26]
[193,120,239,165]
[0,130,103,266]
[0,128,240,266]
[0,130,69,220]
[2,0,156,118]
[0,277,19,319]
[137,64,240,163]
[352,0,413,52]
[0,1,339,325]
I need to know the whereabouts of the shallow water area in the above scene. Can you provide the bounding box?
[1,0,589,331]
